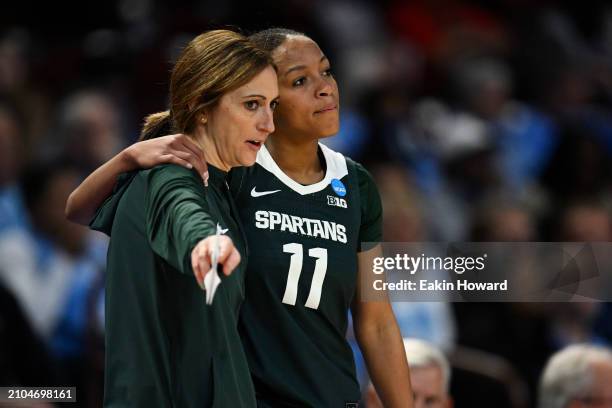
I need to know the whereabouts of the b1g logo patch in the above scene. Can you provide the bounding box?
[327,195,347,208]
[330,178,347,197]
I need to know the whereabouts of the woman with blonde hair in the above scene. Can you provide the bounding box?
[90,30,278,407]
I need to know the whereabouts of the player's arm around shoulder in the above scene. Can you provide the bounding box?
[65,133,208,225]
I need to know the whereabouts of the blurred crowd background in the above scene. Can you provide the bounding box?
[1,0,612,406]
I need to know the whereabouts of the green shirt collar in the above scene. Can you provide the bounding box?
[207,164,228,187]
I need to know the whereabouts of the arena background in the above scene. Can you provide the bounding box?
[1,0,611,406]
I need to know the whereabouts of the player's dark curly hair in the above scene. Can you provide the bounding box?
[249,28,307,53]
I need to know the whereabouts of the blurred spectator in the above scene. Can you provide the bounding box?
[0,99,27,232]
[546,202,611,352]
[559,201,612,242]
[374,164,426,243]
[455,195,550,404]
[0,159,107,397]
[365,338,452,408]
[387,0,510,85]
[0,281,58,389]
[470,194,537,242]
[541,127,612,204]
[538,344,612,408]
[379,95,498,240]
[0,29,50,152]
[49,90,125,173]
[450,57,558,192]
[314,0,389,105]
[373,164,456,351]
[347,165,456,391]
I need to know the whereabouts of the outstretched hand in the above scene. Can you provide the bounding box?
[125,134,209,184]
[191,235,241,289]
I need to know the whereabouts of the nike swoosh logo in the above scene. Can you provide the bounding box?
[250,187,281,197]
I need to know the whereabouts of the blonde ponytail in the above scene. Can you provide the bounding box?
[139,110,172,141]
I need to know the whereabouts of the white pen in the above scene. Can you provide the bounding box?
[203,223,224,305]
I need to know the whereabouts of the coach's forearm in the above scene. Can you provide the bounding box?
[355,314,414,408]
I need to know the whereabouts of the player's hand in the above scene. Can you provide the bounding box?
[190,235,241,289]
[124,134,209,184]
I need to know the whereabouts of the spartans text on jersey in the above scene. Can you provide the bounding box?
[254,210,347,243]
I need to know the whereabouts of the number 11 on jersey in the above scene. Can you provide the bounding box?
[282,243,328,310]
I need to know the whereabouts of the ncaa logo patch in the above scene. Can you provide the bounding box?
[330,178,347,197]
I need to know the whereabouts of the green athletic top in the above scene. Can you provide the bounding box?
[230,144,383,407]
[91,164,256,408]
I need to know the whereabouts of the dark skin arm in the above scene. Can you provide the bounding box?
[65,134,208,225]
[352,245,414,407]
